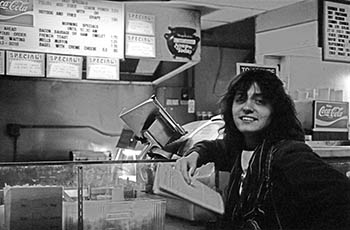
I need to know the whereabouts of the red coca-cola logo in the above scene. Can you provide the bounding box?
[318,105,344,118]
[0,0,32,16]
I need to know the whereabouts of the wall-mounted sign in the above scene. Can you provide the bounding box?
[87,56,119,80]
[126,34,156,58]
[0,0,124,58]
[47,54,82,79]
[164,27,200,60]
[236,63,278,75]
[125,12,155,58]
[0,50,4,75]
[126,12,155,36]
[313,100,349,132]
[125,5,200,62]
[323,0,350,63]
[236,63,288,90]
[6,51,45,77]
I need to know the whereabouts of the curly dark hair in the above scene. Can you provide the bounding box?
[220,69,304,149]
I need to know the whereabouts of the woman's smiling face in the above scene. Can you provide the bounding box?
[231,83,273,140]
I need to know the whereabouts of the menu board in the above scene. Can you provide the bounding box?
[47,54,83,79]
[0,0,124,58]
[87,56,119,80]
[6,51,45,77]
[323,0,350,63]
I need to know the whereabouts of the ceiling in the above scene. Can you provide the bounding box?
[141,0,308,30]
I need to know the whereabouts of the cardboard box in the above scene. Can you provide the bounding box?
[4,186,63,230]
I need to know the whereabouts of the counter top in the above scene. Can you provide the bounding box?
[307,141,350,158]
[312,146,350,158]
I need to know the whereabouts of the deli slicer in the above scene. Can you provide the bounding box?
[119,95,186,159]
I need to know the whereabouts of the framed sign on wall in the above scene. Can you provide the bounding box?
[322,0,350,63]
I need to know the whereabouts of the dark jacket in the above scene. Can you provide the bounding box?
[188,139,350,230]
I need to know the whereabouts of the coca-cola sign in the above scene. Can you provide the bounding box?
[0,0,33,27]
[314,101,349,131]
[318,106,344,118]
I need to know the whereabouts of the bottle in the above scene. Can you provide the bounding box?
[196,111,202,120]
[124,177,135,199]
[202,111,208,120]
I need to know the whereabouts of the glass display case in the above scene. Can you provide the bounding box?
[0,159,174,230]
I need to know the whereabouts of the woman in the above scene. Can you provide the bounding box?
[175,69,350,230]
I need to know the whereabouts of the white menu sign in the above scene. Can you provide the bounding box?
[323,0,350,63]
[0,0,124,58]
[47,54,83,79]
[126,34,156,58]
[6,51,45,77]
[87,56,119,80]
[126,12,155,36]
[125,12,156,58]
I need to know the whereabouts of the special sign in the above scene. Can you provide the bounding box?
[313,100,349,132]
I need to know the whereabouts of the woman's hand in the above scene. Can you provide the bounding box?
[175,151,199,184]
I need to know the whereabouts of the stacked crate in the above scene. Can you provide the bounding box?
[4,186,63,230]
